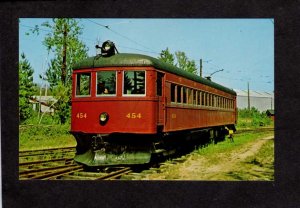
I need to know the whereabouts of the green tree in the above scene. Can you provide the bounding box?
[158,48,197,75]
[175,51,197,74]
[39,18,89,87]
[19,53,36,122]
[31,18,89,124]
[159,48,175,65]
[51,82,71,124]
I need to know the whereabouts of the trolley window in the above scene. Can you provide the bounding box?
[183,87,187,104]
[123,71,146,95]
[201,92,205,106]
[171,83,176,102]
[177,86,182,103]
[193,90,197,105]
[187,88,193,104]
[96,71,116,96]
[76,73,91,96]
[197,91,201,105]
[157,72,164,96]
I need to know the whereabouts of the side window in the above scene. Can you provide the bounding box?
[207,94,210,106]
[177,86,182,103]
[171,83,176,102]
[97,71,116,95]
[76,73,91,96]
[187,88,193,104]
[183,87,187,104]
[123,71,145,95]
[157,72,164,96]
[201,92,205,106]
[198,91,201,106]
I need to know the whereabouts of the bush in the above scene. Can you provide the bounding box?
[237,107,273,128]
[21,111,71,125]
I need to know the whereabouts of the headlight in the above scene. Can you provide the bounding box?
[104,43,111,51]
[101,40,115,57]
[99,112,109,125]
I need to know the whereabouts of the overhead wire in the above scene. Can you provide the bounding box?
[21,22,161,56]
[85,19,160,55]
[21,21,273,86]
[20,24,96,44]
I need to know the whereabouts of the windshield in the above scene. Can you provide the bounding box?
[96,71,116,95]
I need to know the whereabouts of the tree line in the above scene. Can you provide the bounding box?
[19,18,198,124]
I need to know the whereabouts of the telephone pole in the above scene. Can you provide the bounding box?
[61,23,67,85]
[247,82,250,110]
[199,59,203,77]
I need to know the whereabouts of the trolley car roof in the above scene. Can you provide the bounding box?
[73,53,236,95]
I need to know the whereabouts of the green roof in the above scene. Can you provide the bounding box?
[73,53,236,95]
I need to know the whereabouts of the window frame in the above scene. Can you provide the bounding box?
[95,70,117,97]
[122,70,147,97]
[75,72,92,97]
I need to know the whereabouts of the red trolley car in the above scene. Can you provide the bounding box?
[70,41,237,166]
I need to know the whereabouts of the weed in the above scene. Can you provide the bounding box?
[19,124,75,150]
[237,107,274,129]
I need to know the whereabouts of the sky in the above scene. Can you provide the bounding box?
[19,18,274,92]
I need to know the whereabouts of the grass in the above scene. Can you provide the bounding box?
[238,139,274,180]
[236,108,274,129]
[196,131,273,157]
[19,124,76,151]
[141,130,274,180]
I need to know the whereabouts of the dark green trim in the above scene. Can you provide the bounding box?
[73,53,236,95]
[74,149,151,166]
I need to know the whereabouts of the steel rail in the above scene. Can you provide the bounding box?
[34,166,84,180]
[19,150,75,158]
[235,127,274,135]
[19,164,79,177]
[19,158,74,167]
[19,146,75,154]
[95,167,132,180]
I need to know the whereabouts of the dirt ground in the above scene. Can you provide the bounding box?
[139,135,274,180]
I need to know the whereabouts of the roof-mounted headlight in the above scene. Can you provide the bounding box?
[101,40,116,57]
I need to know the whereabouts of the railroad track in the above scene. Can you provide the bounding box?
[235,127,274,135]
[20,163,132,180]
[59,167,132,180]
[19,147,132,180]
[19,146,76,164]
[19,146,75,158]
[19,128,274,180]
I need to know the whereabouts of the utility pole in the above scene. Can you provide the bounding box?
[45,84,48,97]
[271,97,273,110]
[199,59,203,77]
[38,83,42,122]
[61,23,68,85]
[247,82,250,110]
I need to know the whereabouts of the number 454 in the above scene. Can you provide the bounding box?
[126,113,142,119]
[76,113,87,119]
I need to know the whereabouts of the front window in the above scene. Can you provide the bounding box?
[76,73,91,96]
[123,71,145,95]
[97,71,116,95]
